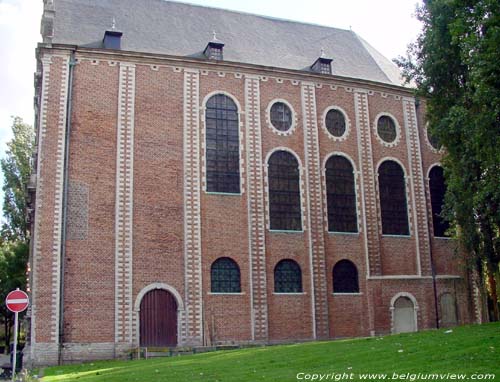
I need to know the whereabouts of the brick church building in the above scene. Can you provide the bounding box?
[27,0,480,366]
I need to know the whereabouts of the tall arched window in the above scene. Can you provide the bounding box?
[268,151,302,231]
[429,166,449,237]
[325,155,357,232]
[274,259,302,293]
[210,257,241,293]
[378,160,409,235]
[332,260,359,293]
[205,94,240,193]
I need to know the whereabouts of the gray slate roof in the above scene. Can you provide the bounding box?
[50,0,404,86]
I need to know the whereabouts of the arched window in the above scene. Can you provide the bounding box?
[378,160,409,235]
[325,155,357,232]
[210,257,241,293]
[268,151,302,231]
[332,260,359,293]
[205,94,240,193]
[274,259,302,293]
[429,166,449,237]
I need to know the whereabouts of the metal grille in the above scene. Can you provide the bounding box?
[210,257,241,293]
[325,109,346,137]
[206,94,240,193]
[377,115,397,143]
[270,102,292,131]
[429,166,449,237]
[274,259,302,293]
[332,260,359,293]
[378,160,409,235]
[268,151,302,230]
[325,155,357,232]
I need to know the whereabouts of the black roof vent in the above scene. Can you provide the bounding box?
[204,31,224,60]
[311,49,333,75]
[103,18,122,50]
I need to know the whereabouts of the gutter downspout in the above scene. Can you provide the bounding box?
[58,51,76,365]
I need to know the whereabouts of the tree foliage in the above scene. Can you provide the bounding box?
[1,116,34,242]
[0,117,34,348]
[395,0,500,320]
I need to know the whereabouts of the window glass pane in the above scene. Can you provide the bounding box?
[377,116,397,143]
[333,260,359,293]
[274,260,302,293]
[325,156,357,232]
[206,94,240,193]
[270,102,292,132]
[268,151,302,230]
[325,109,346,137]
[211,257,241,293]
[378,161,409,235]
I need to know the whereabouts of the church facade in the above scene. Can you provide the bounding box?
[28,0,479,366]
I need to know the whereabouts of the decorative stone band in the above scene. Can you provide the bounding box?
[301,82,329,339]
[245,75,269,341]
[402,97,431,276]
[183,68,203,345]
[115,63,136,345]
[354,89,381,276]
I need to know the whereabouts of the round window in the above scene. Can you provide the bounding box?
[325,109,346,137]
[377,116,397,143]
[427,126,441,150]
[270,102,292,132]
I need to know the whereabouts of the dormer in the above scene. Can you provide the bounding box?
[204,32,224,60]
[311,49,333,75]
[103,19,122,50]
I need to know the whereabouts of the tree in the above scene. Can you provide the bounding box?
[0,117,34,350]
[1,116,34,242]
[395,0,500,321]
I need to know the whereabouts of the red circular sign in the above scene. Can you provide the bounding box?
[5,290,29,313]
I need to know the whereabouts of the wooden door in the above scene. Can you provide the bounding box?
[140,289,177,347]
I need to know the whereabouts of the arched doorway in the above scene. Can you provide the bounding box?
[139,289,178,347]
[392,295,417,334]
[440,293,458,327]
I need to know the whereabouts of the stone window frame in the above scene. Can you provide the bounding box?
[424,122,443,153]
[210,257,242,294]
[373,112,401,148]
[273,259,303,294]
[321,106,351,142]
[266,98,298,137]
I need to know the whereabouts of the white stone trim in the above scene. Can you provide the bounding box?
[354,89,379,279]
[373,112,401,147]
[133,283,185,347]
[244,76,268,341]
[390,292,419,333]
[320,106,351,142]
[200,90,245,194]
[115,62,136,345]
[321,152,361,233]
[265,98,298,136]
[426,162,443,181]
[31,55,53,356]
[368,275,461,280]
[50,54,70,344]
[182,69,204,346]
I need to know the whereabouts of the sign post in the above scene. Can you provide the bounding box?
[5,289,29,381]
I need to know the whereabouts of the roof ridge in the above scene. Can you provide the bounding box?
[161,0,352,32]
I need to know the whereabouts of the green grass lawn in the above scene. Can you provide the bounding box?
[42,323,499,382]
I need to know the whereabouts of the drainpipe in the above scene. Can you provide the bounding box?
[58,50,76,365]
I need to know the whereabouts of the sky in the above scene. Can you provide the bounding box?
[0,0,423,164]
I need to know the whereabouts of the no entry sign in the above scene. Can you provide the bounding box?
[6,289,29,313]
